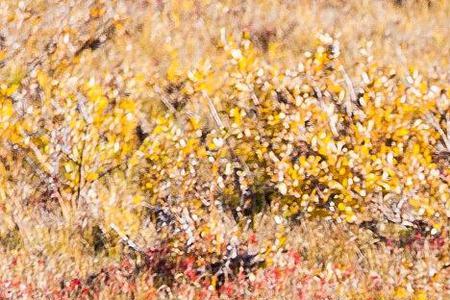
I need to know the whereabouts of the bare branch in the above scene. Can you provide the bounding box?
[205,93,225,129]
[426,113,450,152]
[110,223,144,253]
[339,66,356,116]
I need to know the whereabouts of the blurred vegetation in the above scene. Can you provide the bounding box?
[0,0,449,299]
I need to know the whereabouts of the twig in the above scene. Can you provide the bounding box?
[19,129,54,175]
[74,134,86,209]
[74,20,115,57]
[205,93,225,129]
[339,66,356,116]
[20,147,70,221]
[160,97,177,114]
[110,223,144,253]
[153,86,177,113]
[426,113,450,151]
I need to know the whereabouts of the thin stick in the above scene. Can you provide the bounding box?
[427,113,450,151]
[205,93,225,129]
[154,86,177,113]
[339,66,356,116]
[110,223,144,253]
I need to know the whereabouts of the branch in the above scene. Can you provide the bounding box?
[74,130,87,207]
[205,93,225,129]
[426,113,450,151]
[110,223,144,253]
[339,66,356,116]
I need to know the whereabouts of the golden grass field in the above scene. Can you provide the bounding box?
[0,0,449,299]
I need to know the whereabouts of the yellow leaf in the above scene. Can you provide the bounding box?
[5,83,19,96]
[394,287,409,299]
[90,6,105,18]
[413,290,427,300]
[409,198,422,209]
[396,128,409,137]
[95,96,108,114]
[167,59,181,82]
[37,71,51,97]
[210,276,217,288]
[119,99,136,112]
[189,116,201,130]
[0,99,13,120]
[85,172,99,181]
[64,162,74,173]
[132,195,143,205]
